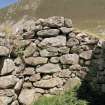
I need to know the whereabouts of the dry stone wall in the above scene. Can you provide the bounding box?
[0,16,105,105]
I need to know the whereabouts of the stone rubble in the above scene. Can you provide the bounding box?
[0,16,104,105]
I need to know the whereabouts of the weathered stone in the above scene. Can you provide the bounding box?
[50,57,59,63]
[13,40,31,49]
[1,59,15,75]
[14,79,24,92]
[29,74,41,82]
[49,87,64,95]
[0,75,18,89]
[11,100,19,105]
[36,63,61,74]
[67,38,79,47]
[24,57,48,66]
[64,18,72,28]
[37,29,60,37]
[69,64,82,71]
[54,69,71,78]
[22,31,35,39]
[68,32,76,38]
[0,96,13,105]
[0,89,17,105]
[23,67,35,76]
[19,89,41,105]
[58,47,70,54]
[14,57,23,66]
[64,77,81,91]
[44,16,64,27]
[60,27,72,34]
[42,75,52,80]
[79,50,92,60]
[40,49,58,57]
[34,88,45,94]
[33,78,63,88]
[0,46,9,56]
[60,54,79,64]
[38,36,66,48]
[23,42,37,57]
[23,82,33,88]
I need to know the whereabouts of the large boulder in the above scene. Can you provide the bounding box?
[60,54,79,64]
[0,75,18,89]
[38,36,66,48]
[1,59,15,75]
[36,63,61,74]
[33,78,63,88]
[0,46,9,57]
[18,89,41,105]
[24,57,48,66]
[37,29,60,37]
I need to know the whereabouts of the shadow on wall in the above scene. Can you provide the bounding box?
[77,41,105,105]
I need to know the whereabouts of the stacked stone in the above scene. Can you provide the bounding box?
[0,16,100,105]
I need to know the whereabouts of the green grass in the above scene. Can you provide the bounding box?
[33,87,88,105]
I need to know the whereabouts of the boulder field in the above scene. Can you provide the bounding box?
[0,16,105,105]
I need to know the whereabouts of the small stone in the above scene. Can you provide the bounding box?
[34,88,45,94]
[69,64,82,71]
[36,63,61,74]
[67,38,79,47]
[50,57,59,63]
[23,67,35,76]
[14,57,23,66]
[60,54,79,64]
[79,50,93,60]
[11,100,19,105]
[58,47,70,54]
[23,82,33,88]
[55,69,71,78]
[60,27,72,34]
[40,49,58,57]
[64,18,72,28]
[22,31,34,39]
[14,79,24,92]
[42,75,52,80]
[24,57,48,66]
[33,78,63,88]
[29,74,41,82]
[37,29,60,37]
[23,42,37,57]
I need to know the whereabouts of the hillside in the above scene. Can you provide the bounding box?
[0,0,105,36]
[0,0,41,23]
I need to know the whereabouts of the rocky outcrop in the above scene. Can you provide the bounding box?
[0,16,104,105]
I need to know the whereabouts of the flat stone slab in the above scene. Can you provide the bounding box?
[36,63,61,74]
[33,78,63,88]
